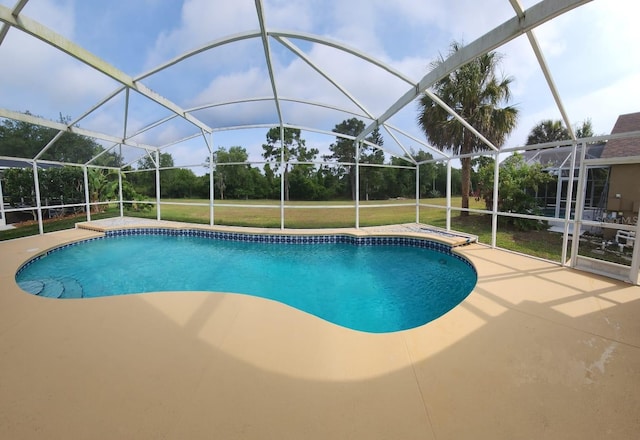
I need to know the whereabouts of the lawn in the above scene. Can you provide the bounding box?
[0,197,575,263]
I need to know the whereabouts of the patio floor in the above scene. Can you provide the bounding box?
[1,221,639,439]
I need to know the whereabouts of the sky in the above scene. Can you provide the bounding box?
[1,0,639,173]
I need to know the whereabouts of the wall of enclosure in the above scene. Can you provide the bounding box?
[2,131,639,284]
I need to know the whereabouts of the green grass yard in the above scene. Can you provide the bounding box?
[3,197,617,264]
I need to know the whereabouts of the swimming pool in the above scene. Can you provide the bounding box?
[16,229,477,333]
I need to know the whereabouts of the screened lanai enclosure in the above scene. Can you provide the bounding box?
[0,0,639,284]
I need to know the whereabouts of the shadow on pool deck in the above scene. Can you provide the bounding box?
[0,226,639,439]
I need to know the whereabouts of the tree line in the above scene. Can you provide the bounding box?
[0,113,123,167]
[0,115,463,203]
[127,120,463,201]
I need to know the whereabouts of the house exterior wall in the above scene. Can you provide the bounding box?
[606,163,640,233]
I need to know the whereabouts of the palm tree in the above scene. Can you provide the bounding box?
[526,118,594,144]
[87,168,119,213]
[526,119,569,145]
[418,41,518,216]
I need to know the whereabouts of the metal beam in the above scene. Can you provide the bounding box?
[123,88,130,140]
[270,29,415,86]
[135,30,261,81]
[85,142,120,166]
[509,0,576,140]
[254,0,283,126]
[422,89,500,151]
[33,129,65,161]
[0,0,29,45]
[0,108,158,153]
[355,0,592,143]
[273,34,499,154]
[383,123,450,159]
[380,126,415,163]
[11,0,28,15]
[274,36,375,118]
[69,86,127,128]
[0,5,213,134]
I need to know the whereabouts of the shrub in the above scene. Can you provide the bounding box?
[477,153,553,231]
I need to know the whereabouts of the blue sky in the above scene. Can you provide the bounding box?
[1,0,639,172]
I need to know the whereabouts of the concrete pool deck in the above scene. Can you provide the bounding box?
[0,220,639,439]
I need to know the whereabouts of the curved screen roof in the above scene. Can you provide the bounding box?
[1,0,639,171]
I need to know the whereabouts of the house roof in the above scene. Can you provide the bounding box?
[522,142,605,170]
[601,112,640,159]
[0,159,60,170]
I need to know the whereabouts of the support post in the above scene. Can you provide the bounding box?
[209,150,215,226]
[118,169,124,217]
[491,151,500,248]
[569,142,587,267]
[415,163,420,223]
[355,141,360,229]
[0,171,6,227]
[554,169,563,218]
[561,142,578,265]
[83,166,91,221]
[32,161,44,235]
[155,150,161,220]
[280,125,285,230]
[446,159,451,231]
[630,206,640,285]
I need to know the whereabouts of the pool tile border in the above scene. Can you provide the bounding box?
[108,228,476,269]
[107,227,454,251]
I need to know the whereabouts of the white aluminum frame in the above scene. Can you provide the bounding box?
[4,0,639,285]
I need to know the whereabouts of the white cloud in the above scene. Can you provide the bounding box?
[0,25,117,121]
[21,0,75,38]
[263,0,314,30]
[391,56,432,83]
[189,67,272,108]
[390,0,514,42]
[144,0,258,69]
[564,73,640,136]
[81,109,125,140]
[504,72,640,149]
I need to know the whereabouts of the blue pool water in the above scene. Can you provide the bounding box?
[16,232,477,333]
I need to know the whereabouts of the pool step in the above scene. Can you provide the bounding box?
[18,277,84,299]
[59,277,84,299]
[39,278,65,298]
[18,280,45,295]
